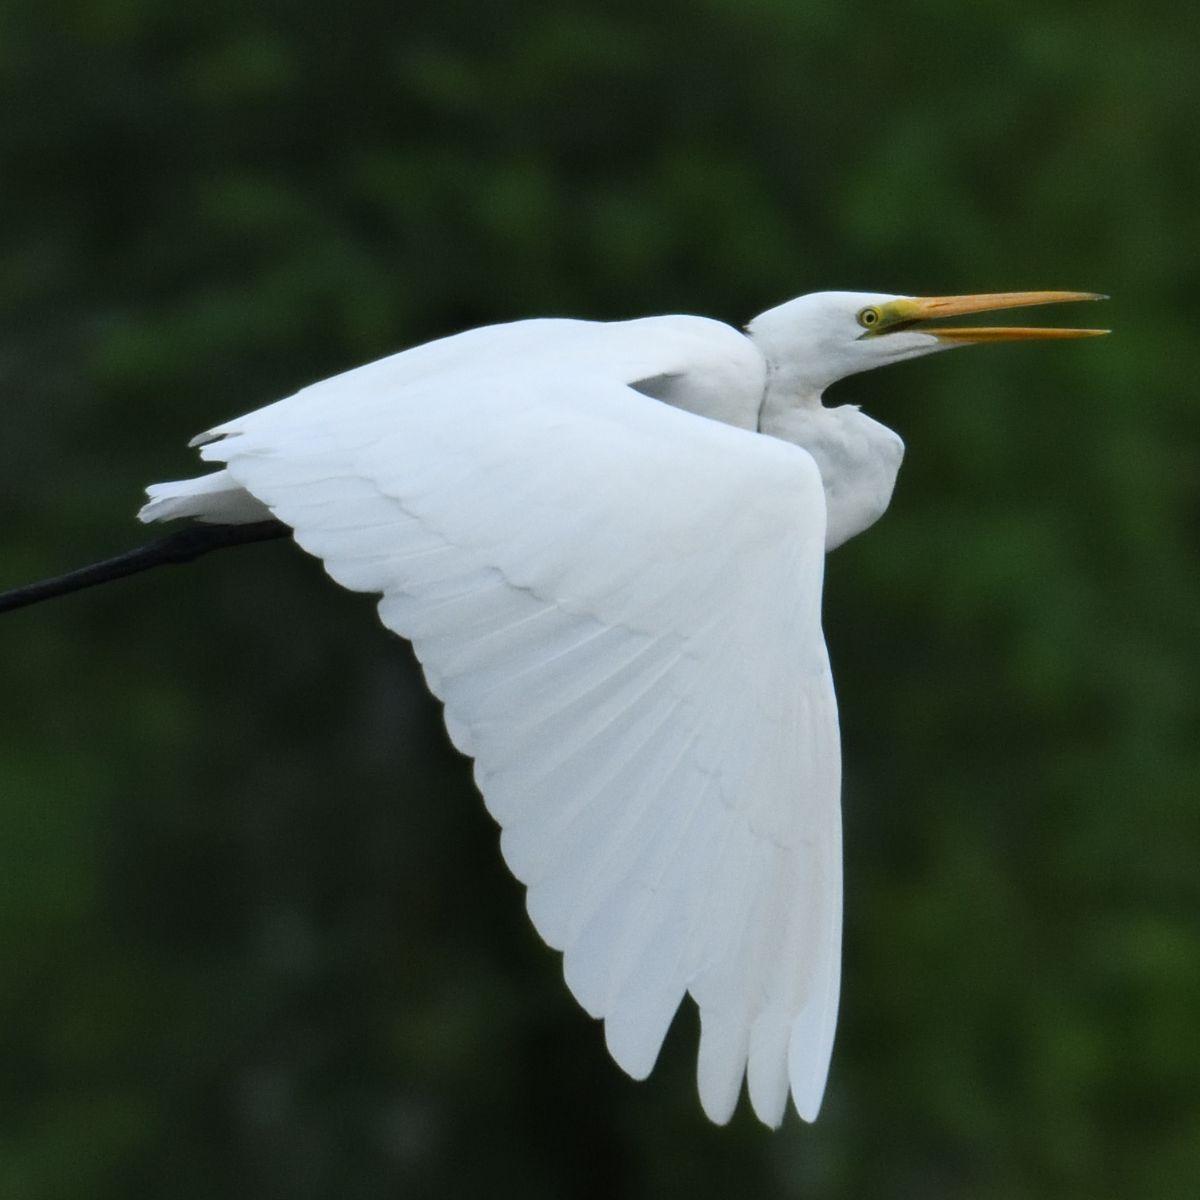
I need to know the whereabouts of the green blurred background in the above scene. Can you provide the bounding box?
[2,1,1197,1196]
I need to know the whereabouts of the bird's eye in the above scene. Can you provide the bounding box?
[857,307,881,330]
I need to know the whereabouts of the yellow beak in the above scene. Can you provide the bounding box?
[885,290,1109,342]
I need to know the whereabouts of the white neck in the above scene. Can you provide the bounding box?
[759,382,905,551]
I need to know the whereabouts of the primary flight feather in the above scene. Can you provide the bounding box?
[134,289,1107,1126]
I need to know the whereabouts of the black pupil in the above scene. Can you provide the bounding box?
[864,311,876,323]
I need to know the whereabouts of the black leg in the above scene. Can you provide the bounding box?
[0,520,292,614]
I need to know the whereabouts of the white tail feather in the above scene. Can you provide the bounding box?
[138,470,273,525]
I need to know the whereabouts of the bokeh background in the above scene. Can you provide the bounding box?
[2,1,1197,1197]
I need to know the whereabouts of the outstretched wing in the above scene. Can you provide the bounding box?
[189,317,842,1126]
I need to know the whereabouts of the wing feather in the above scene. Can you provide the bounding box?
[188,316,842,1125]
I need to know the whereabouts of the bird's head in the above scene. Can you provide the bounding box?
[747,290,1108,401]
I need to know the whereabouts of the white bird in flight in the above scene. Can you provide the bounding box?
[5,289,1107,1126]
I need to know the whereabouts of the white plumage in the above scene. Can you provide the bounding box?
[138,289,1105,1125]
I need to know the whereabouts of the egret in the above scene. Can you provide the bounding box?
[3,289,1107,1126]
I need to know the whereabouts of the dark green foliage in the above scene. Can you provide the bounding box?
[2,2,1197,1196]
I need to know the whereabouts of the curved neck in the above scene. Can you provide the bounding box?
[758,385,905,551]
[758,360,835,415]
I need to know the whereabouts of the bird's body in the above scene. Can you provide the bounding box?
[23,289,1107,1126]
[143,307,847,1125]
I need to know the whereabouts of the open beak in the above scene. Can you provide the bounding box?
[886,290,1109,342]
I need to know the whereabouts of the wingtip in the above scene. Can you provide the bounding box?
[697,1010,749,1125]
[786,1024,832,1125]
[603,1019,656,1082]
[697,1087,739,1126]
[791,1090,822,1124]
